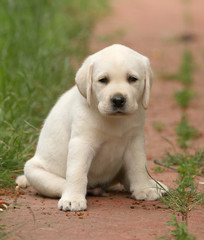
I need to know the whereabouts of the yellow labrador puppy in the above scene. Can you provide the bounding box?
[16,44,167,211]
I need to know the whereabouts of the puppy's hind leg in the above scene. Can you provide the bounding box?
[24,156,66,198]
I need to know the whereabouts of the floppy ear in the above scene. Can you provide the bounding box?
[75,57,93,107]
[142,58,153,110]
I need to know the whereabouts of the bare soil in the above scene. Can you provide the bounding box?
[1,0,204,239]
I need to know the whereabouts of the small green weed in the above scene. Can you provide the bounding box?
[166,214,196,240]
[175,115,199,149]
[174,88,194,109]
[161,50,194,87]
[0,224,7,238]
[178,50,193,86]
[152,166,165,173]
[153,121,167,132]
[162,150,204,172]
[161,181,204,220]
[160,150,204,223]
[154,149,204,240]
[156,215,195,240]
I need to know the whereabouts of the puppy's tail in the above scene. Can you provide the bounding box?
[16,175,30,188]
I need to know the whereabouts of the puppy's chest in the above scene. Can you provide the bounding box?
[97,138,127,162]
[88,137,128,185]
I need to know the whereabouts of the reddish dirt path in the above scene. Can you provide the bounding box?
[1,0,204,239]
[90,0,204,158]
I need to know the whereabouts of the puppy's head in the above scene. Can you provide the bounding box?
[75,44,153,116]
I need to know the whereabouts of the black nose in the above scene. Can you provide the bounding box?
[111,94,126,108]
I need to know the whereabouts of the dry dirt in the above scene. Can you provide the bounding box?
[1,0,204,239]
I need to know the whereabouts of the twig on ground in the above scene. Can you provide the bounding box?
[154,160,177,171]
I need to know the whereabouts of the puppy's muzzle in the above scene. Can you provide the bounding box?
[111,94,126,109]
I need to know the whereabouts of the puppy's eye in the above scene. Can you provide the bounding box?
[99,77,109,84]
[128,76,138,83]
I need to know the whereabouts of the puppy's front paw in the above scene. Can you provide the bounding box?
[58,196,87,212]
[132,180,168,201]
[133,187,161,200]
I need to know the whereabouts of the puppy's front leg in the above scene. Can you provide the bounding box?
[124,131,167,201]
[58,137,95,211]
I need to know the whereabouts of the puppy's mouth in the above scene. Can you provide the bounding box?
[108,109,128,116]
[113,110,126,115]
[98,101,137,117]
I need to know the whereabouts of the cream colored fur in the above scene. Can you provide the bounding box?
[16,44,167,211]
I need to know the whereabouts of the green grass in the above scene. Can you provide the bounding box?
[154,149,204,239]
[178,50,193,86]
[165,214,196,240]
[175,114,199,149]
[164,150,204,211]
[161,173,203,218]
[162,150,204,171]
[152,166,165,173]
[161,150,204,219]
[174,88,194,109]
[156,150,204,216]
[167,215,195,240]
[153,121,167,132]
[155,153,203,240]
[161,50,194,87]
[157,214,196,240]
[0,224,7,239]
[0,0,108,187]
